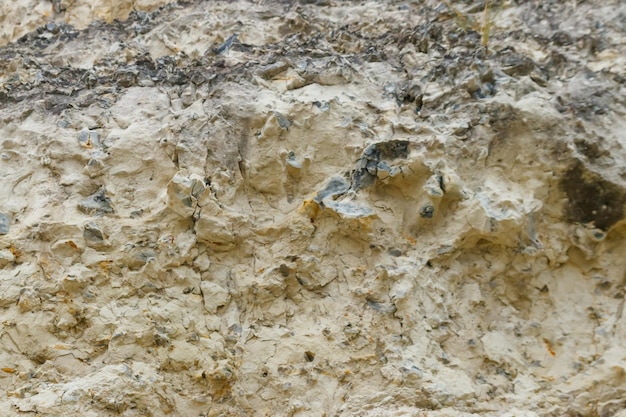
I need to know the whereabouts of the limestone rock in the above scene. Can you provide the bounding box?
[199,281,230,314]
[165,171,208,218]
[0,248,14,268]
[1,0,625,416]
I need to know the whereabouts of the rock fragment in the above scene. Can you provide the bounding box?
[366,299,397,314]
[78,128,100,149]
[0,248,14,268]
[83,222,106,247]
[0,213,9,234]
[259,111,292,139]
[285,151,303,177]
[194,215,235,251]
[353,140,408,189]
[313,176,350,204]
[78,187,114,215]
[256,60,291,79]
[200,281,230,314]
[213,33,238,54]
[1,1,626,416]
[166,172,208,218]
[419,204,435,218]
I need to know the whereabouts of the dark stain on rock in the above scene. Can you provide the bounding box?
[560,161,626,231]
[573,138,609,161]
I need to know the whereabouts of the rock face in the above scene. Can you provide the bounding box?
[1,1,626,416]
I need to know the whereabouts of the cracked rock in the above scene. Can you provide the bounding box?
[200,281,230,314]
[166,172,209,218]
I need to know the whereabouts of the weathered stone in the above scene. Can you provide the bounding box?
[194,215,235,251]
[78,187,114,215]
[0,248,14,268]
[0,213,9,235]
[199,281,230,314]
[83,221,106,247]
[77,128,100,149]
[166,172,209,218]
[0,1,625,416]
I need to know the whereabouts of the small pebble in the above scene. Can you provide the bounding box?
[0,213,9,235]
[420,204,435,218]
[274,112,291,129]
[83,222,105,241]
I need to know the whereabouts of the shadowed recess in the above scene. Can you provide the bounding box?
[560,161,626,231]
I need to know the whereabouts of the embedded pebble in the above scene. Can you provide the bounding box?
[420,204,435,218]
[257,60,290,79]
[83,222,105,243]
[314,176,350,203]
[78,187,114,215]
[0,1,624,416]
[0,213,9,235]
[78,128,100,149]
[0,248,14,267]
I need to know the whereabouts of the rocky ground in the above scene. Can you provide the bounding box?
[1,0,626,416]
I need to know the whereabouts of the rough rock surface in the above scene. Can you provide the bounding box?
[1,1,626,416]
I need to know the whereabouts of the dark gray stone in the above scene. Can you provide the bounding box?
[78,187,114,215]
[420,204,435,219]
[314,176,350,203]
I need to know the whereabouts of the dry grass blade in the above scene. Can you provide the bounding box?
[441,0,473,31]
[442,0,492,50]
[482,0,492,49]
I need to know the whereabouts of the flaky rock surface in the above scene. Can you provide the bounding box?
[1,1,626,416]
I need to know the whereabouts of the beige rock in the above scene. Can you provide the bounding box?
[0,248,14,268]
[199,281,230,314]
[1,0,626,416]
[194,215,236,251]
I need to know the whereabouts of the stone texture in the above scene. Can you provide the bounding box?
[1,1,626,416]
